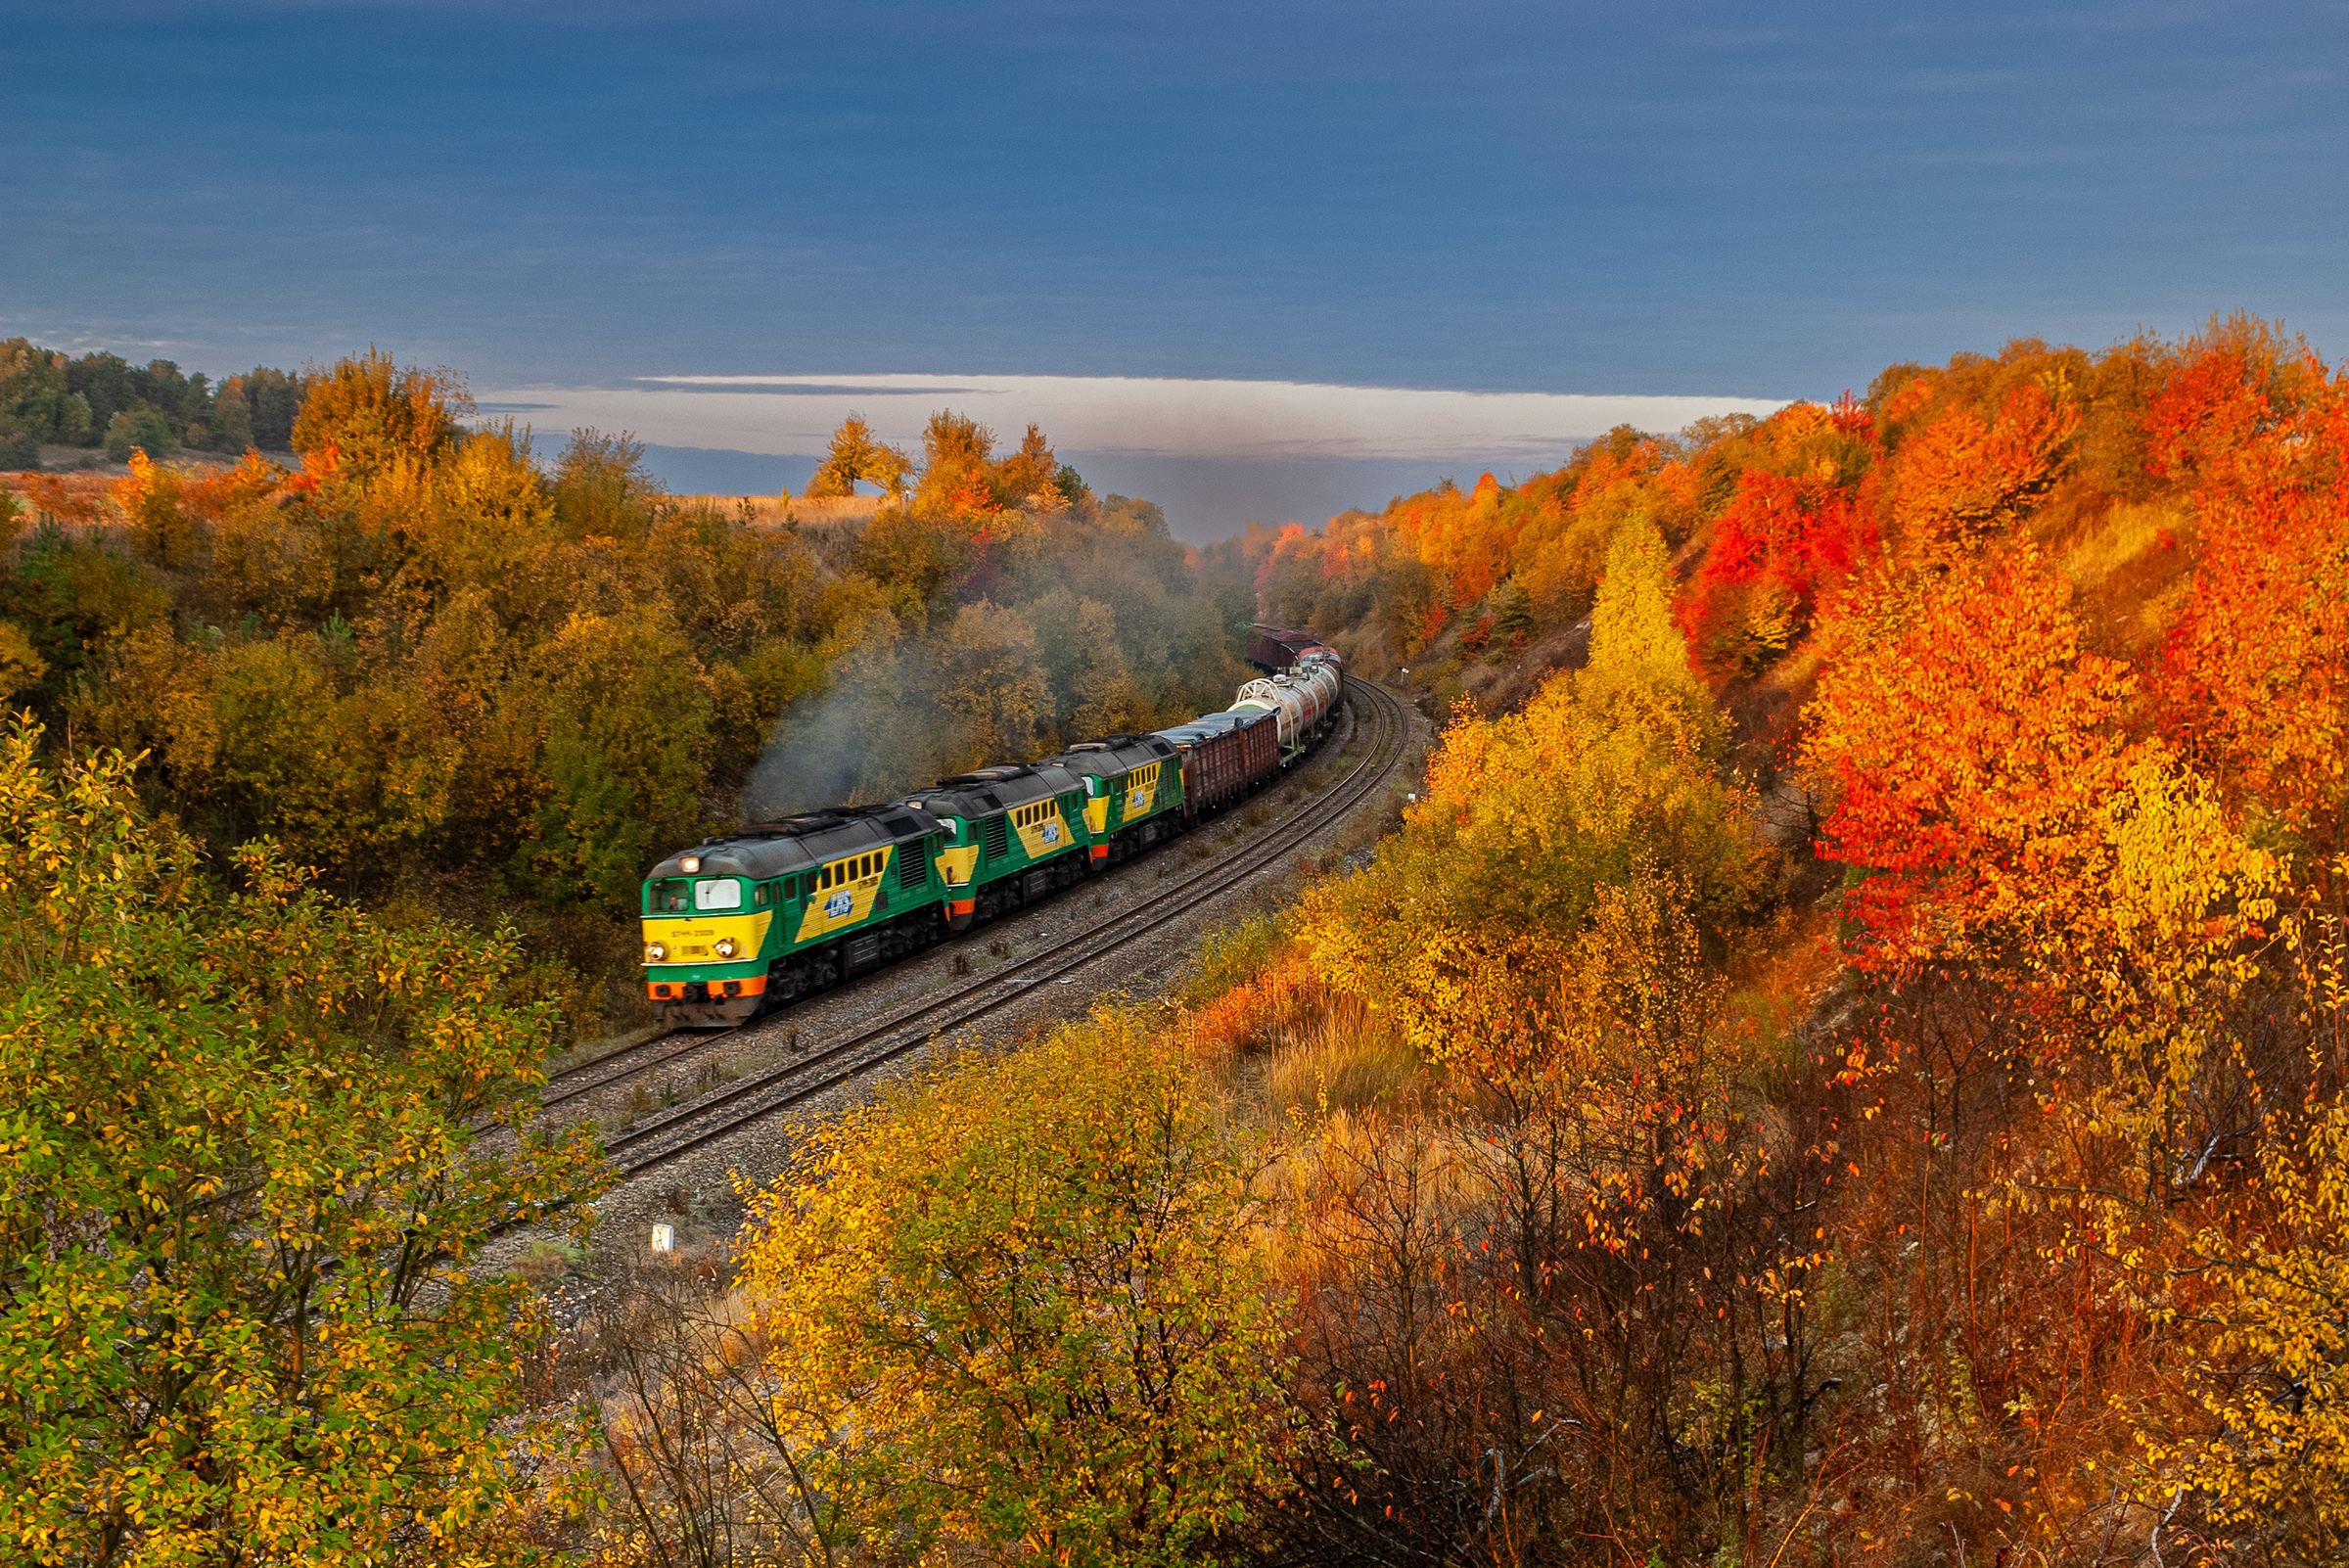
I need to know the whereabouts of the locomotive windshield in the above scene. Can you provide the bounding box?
[650,878,688,912]
[694,879,743,911]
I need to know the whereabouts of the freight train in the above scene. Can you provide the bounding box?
[640,628,1345,1026]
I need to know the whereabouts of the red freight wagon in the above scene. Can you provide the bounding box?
[1246,623,1323,672]
[1153,708,1280,818]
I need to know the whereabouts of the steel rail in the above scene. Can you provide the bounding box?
[538,1026,744,1110]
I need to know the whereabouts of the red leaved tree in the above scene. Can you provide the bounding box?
[2148,336,2349,859]
[1805,547,2140,968]
[1681,467,1880,679]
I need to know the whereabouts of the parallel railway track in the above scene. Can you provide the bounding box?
[581,675,1409,1178]
[538,1025,744,1115]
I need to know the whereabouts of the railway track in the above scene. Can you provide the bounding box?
[538,1024,743,1114]
[588,675,1409,1177]
[533,681,1361,1115]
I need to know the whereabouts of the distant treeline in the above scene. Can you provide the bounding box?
[0,338,307,468]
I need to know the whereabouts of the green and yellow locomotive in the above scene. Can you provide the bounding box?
[901,762,1090,933]
[1043,733,1183,869]
[641,806,949,1027]
[642,634,1334,1029]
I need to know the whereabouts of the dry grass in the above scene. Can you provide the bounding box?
[2059,496,2176,584]
[514,1238,588,1284]
[673,492,883,528]
[1182,940,1424,1133]
[1264,992,1418,1123]
[2058,497,2198,654]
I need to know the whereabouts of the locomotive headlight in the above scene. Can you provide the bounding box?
[680,856,701,874]
[714,938,738,959]
[644,942,668,963]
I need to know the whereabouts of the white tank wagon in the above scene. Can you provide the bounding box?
[1230,667,1339,763]
[1293,655,1343,715]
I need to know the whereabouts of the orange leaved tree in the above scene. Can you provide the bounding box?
[1804,544,2140,967]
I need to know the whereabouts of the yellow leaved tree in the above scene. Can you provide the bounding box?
[1296,520,1758,1059]
[728,1013,1293,1565]
[0,723,608,1564]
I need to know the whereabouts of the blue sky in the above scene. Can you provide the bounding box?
[6,1,2344,534]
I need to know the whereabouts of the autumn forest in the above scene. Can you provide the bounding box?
[4,314,2348,1566]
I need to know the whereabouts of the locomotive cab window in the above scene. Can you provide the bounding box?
[753,882,771,907]
[694,879,742,912]
[652,878,690,912]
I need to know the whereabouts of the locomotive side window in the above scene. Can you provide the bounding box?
[754,882,771,907]
[694,879,743,912]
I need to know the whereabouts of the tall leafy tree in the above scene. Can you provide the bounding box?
[291,347,469,481]
[803,413,909,500]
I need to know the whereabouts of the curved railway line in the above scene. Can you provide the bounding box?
[553,674,1409,1180]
